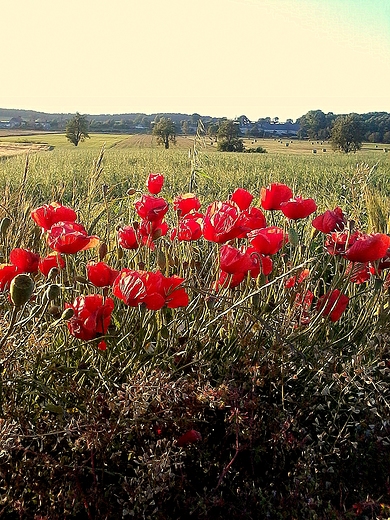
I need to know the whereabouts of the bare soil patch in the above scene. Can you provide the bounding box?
[0,142,52,158]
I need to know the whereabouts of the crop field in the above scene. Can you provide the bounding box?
[0,134,389,518]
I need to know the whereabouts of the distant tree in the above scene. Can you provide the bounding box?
[152,117,176,149]
[181,120,190,135]
[331,114,364,153]
[217,120,244,152]
[206,122,219,141]
[65,113,90,146]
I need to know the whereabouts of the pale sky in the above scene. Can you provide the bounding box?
[3,0,390,121]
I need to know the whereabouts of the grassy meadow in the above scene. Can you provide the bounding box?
[0,132,389,519]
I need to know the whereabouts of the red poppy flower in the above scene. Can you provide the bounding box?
[285,268,310,288]
[66,294,114,341]
[219,245,256,274]
[231,188,253,211]
[117,225,139,250]
[146,173,164,194]
[158,274,189,309]
[246,249,273,278]
[248,226,287,255]
[112,269,147,307]
[9,248,40,273]
[325,230,360,256]
[47,222,99,254]
[134,195,169,222]
[137,218,169,248]
[0,264,19,291]
[31,202,77,231]
[214,270,246,290]
[203,201,245,243]
[177,429,202,447]
[86,261,119,287]
[295,289,314,311]
[238,207,267,237]
[281,196,317,220]
[317,289,349,322]
[312,207,346,233]
[345,233,390,263]
[170,212,203,241]
[173,193,201,216]
[112,269,189,310]
[260,183,293,211]
[346,262,371,284]
[38,252,66,277]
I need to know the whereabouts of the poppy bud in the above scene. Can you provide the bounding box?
[45,284,61,301]
[10,274,34,307]
[0,217,11,236]
[99,242,108,261]
[75,276,88,284]
[61,308,74,321]
[48,305,61,317]
[48,267,60,280]
[157,251,166,270]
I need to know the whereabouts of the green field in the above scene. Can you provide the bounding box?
[0,131,389,225]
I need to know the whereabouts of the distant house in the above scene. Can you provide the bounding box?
[257,121,300,136]
[9,116,23,128]
[238,120,300,137]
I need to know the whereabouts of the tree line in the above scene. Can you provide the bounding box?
[297,110,390,144]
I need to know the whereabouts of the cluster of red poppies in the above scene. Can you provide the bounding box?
[1,174,390,348]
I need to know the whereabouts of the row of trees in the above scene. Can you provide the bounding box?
[65,112,376,153]
[298,109,390,143]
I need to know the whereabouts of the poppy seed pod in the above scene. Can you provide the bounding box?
[10,274,35,307]
[45,284,61,302]
[0,217,11,236]
[61,308,75,321]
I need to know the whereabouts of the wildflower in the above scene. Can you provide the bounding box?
[203,200,245,243]
[317,289,349,322]
[248,226,287,255]
[214,270,246,290]
[325,230,359,256]
[9,248,40,273]
[238,206,267,236]
[231,187,253,211]
[312,207,346,233]
[346,262,371,284]
[173,193,201,216]
[86,261,120,287]
[260,182,293,211]
[112,269,189,310]
[137,218,169,248]
[146,173,164,194]
[285,268,310,288]
[177,429,202,447]
[31,202,77,231]
[117,225,140,250]
[281,196,317,220]
[0,264,20,291]
[134,194,169,222]
[345,233,390,263]
[66,294,114,341]
[38,252,66,277]
[219,244,256,274]
[47,221,99,254]
[170,212,203,241]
